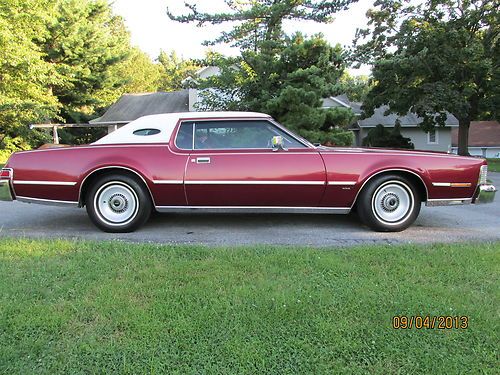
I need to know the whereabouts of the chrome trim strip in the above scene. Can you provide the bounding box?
[13,180,77,186]
[328,181,357,186]
[78,166,156,207]
[184,180,326,185]
[432,182,472,187]
[16,196,79,207]
[155,206,351,214]
[152,180,183,185]
[425,198,473,207]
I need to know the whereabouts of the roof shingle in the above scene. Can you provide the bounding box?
[90,91,189,124]
[451,121,500,147]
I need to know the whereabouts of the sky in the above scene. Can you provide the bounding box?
[111,0,373,76]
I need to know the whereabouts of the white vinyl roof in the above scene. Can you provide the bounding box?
[93,111,271,145]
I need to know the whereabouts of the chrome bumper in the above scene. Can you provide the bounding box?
[475,184,496,204]
[0,180,14,201]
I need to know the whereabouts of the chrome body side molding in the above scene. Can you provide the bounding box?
[183,180,326,185]
[13,180,77,186]
[425,198,473,207]
[16,196,79,207]
[155,206,351,214]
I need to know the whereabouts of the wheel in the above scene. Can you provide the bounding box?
[85,174,152,233]
[357,174,421,232]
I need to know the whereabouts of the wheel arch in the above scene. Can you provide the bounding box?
[78,166,155,207]
[352,168,428,208]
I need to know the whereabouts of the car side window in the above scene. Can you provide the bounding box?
[191,120,306,150]
[175,122,194,149]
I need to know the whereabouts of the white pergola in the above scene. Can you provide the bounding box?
[29,123,112,144]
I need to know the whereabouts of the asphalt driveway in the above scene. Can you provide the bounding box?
[1,173,499,247]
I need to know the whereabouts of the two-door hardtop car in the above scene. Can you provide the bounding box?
[0,111,495,232]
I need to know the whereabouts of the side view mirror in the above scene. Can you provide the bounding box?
[271,136,287,152]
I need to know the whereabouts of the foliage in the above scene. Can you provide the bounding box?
[39,0,131,122]
[0,0,59,152]
[338,72,371,102]
[157,50,200,91]
[353,0,499,155]
[169,0,358,145]
[190,38,355,144]
[0,0,165,151]
[362,123,415,149]
[106,47,162,98]
[0,238,498,373]
[168,0,357,51]
[486,159,500,173]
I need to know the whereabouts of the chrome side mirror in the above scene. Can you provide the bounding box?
[271,136,287,151]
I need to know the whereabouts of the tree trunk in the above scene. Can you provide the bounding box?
[457,118,470,156]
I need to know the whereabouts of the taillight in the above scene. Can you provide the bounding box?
[0,168,13,180]
[479,165,488,185]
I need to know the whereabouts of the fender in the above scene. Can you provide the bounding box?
[78,165,156,207]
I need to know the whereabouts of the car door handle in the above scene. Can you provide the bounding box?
[196,157,211,164]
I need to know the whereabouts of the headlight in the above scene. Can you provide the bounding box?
[479,165,488,185]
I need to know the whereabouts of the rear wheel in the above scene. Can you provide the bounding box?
[85,174,152,233]
[357,174,421,232]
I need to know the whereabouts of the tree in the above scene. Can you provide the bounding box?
[39,0,132,123]
[362,123,414,149]
[338,72,371,102]
[157,50,200,91]
[353,0,499,155]
[106,47,162,95]
[169,1,357,145]
[195,34,354,145]
[0,0,58,159]
[168,0,357,51]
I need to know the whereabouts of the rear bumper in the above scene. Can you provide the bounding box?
[0,180,14,201]
[474,184,496,204]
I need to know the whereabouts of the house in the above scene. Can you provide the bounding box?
[323,95,459,152]
[89,90,198,132]
[450,121,500,158]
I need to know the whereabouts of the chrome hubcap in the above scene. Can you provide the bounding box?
[94,182,138,225]
[372,182,414,224]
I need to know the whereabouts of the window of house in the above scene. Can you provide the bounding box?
[175,120,306,150]
[427,129,439,144]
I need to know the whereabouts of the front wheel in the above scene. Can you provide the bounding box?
[357,174,421,232]
[86,174,152,233]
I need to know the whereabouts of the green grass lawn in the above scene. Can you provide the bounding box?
[487,158,500,173]
[0,239,498,374]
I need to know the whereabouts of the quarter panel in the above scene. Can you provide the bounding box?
[8,144,189,205]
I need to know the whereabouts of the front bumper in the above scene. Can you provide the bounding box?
[475,184,496,204]
[0,180,14,201]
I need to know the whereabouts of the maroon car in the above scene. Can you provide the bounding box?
[0,112,495,232]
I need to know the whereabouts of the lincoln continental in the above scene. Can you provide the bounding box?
[0,112,495,232]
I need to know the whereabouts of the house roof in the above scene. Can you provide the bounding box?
[451,121,500,147]
[90,91,190,125]
[322,95,362,115]
[358,105,459,127]
[324,95,457,128]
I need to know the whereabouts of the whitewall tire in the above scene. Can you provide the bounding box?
[357,174,421,232]
[86,174,152,233]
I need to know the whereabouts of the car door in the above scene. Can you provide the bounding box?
[174,118,326,207]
